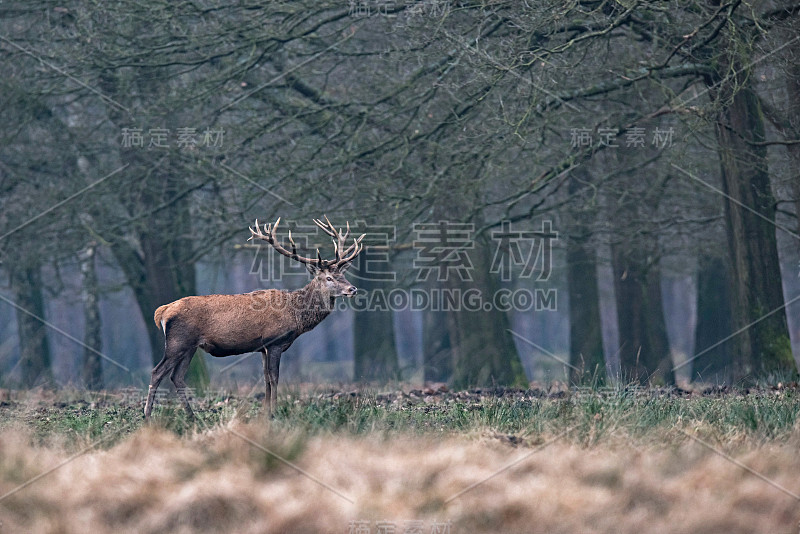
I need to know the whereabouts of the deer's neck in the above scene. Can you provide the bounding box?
[292,281,335,333]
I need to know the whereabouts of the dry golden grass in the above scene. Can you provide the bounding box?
[1,421,799,533]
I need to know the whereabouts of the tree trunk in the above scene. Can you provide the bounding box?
[785,24,800,240]
[80,244,104,390]
[694,255,733,382]
[423,304,453,383]
[567,239,605,384]
[448,234,528,389]
[352,253,400,382]
[612,243,673,385]
[111,229,208,387]
[566,171,605,384]
[710,66,792,378]
[783,32,800,372]
[97,66,208,386]
[10,266,53,387]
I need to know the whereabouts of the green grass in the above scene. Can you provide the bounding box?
[276,390,800,445]
[1,385,798,451]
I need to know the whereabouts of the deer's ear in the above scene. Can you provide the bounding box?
[306,263,321,275]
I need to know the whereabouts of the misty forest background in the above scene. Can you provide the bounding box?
[1,0,800,392]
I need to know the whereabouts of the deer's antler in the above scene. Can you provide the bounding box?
[250,216,366,269]
[249,217,322,267]
[313,215,366,268]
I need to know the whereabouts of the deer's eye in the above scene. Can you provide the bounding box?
[326,276,333,281]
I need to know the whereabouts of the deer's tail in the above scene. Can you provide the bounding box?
[154,304,169,332]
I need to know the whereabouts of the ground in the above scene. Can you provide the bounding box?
[0,384,799,533]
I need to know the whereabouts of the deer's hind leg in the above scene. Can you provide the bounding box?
[145,332,196,419]
[170,349,197,420]
[145,354,178,419]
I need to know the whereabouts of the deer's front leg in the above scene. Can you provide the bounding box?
[267,347,282,418]
[261,349,271,416]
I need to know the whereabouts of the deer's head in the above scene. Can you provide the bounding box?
[307,263,358,298]
[249,216,365,298]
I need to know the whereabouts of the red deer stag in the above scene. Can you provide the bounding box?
[144,216,365,420]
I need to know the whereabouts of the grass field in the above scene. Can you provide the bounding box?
[0,384,799,533]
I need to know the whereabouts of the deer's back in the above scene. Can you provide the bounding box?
[159,290,299,355]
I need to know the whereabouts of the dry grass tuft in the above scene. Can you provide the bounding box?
[1,422,799,533]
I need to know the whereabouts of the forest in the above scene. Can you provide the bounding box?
[1,2,800,532]
[2,0,799,392]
